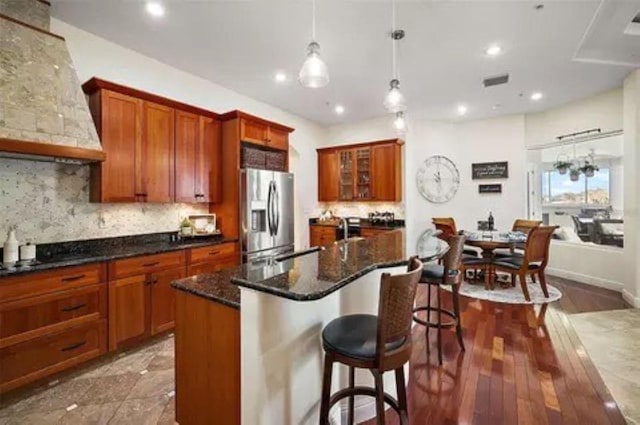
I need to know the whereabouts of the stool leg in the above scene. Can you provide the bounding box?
[347,366,355,425]
[395,367,409,425]
[436,285,443,365]
[319,353,333,425]
[451,283,465,351]
[373,370,386,425]
[425,284,432,345]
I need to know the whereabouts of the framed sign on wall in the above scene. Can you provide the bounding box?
[472,161,509,179]
[478,184,502,194]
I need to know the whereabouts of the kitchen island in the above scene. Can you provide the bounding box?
[171,229,447,425]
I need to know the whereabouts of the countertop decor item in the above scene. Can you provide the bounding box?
[3,226,19,267]
[186,214,219,237]
[180,217,193,236]
[416,155,460,203]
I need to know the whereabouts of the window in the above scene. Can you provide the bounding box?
[542,168,610,205]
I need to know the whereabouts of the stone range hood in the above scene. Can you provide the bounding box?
[0,0,105,164]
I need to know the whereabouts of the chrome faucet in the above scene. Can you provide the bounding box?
[339,217,349,241]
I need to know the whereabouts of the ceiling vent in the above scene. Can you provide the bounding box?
[483,74,510,88]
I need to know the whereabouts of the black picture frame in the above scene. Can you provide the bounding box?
[479,184,502,194]
[472,161,509,179]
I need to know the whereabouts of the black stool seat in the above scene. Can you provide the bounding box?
[421,264,458,282]
[322,314,405,361]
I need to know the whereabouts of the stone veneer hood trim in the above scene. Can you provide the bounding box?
[0,0,104,163]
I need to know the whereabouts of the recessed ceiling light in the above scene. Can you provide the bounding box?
[334,104,345,115]
[145,1,165,18]
[457,104,468,116]
[530,92,543,101]
[274,72,287,83]
[485,44,502,57]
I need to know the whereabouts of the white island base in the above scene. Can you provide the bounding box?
[240,266,408,425]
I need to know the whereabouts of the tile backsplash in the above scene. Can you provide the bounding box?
[0,159,208,244]
[317,202,405,219]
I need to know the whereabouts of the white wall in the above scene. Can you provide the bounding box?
[327,113,527,254]
[16,19,327,248]
[525,88,623,147]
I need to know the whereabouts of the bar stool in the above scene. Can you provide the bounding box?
[412,235,466,365]
[319,257,423,425]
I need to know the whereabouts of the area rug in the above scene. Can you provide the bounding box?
[442,280,562,305]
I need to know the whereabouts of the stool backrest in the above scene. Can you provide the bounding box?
[442,234,466,275]
[376,256,423,368]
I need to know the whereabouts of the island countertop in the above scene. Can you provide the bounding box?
[171,229,447,306]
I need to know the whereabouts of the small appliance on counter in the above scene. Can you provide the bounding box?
[368,211,396,225]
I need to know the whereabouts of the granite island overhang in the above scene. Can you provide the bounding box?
[171,229,448,425]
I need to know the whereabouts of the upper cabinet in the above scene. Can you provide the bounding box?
[83,78,221,204]
[317,139,403,203]
[237,114,290,152]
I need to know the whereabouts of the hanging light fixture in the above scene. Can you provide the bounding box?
[393,111,407,135]
[299,0,329,88]
[383,0,407,113]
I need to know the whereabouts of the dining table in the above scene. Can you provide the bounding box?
[464,231,526,290]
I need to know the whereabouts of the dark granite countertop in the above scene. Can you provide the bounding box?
[309,218,405,230]
[171,229,447,307]
[0,232,237,278]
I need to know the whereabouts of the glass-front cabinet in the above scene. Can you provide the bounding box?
[355,148,371,200]
[339,148,372,200]
[339,150,354,201]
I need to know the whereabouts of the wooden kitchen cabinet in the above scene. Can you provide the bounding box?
[108,251,186,351]
[317,139,403,203]
[239,116,289,151]
[268,127,289,151]
[371,142,402,202]
[175,112,221,203]
[0,265,108,393]
[318,150,339,202]
[186,243,239,276]
[84,78,222,204]
[310,225,337,247]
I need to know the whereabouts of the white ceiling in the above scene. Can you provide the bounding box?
[51,0,639,125]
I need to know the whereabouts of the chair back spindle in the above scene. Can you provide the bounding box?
[524,226,557,265]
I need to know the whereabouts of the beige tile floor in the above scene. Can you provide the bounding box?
[0,335,176,425]
[569,308,640,425]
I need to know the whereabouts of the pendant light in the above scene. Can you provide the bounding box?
[299,0,329,88]
[393,111,407,135]
[383,0,406,113]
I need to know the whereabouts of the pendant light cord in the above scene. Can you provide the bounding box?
[312,0,317,42]
[391,0,397,80]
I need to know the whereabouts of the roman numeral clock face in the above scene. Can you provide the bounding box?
[416,155,460,203]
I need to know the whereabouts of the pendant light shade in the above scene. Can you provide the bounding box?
[393,111,407,135]
[299,0,329,88]
[299,41,329,88]
[384,79,407,113]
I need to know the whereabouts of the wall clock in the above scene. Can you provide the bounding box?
[416,155,460,203]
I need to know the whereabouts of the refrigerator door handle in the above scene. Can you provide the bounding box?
[266,181,274,236]
[274,183,280,236]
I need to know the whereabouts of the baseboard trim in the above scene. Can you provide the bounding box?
[546,267,624,292]
[622,289,640,307]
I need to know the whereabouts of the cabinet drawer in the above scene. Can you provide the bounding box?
[0,284,106,348]
[0,264,106,302]
[361,228,389,238]
[189,243,237,265]
[109,251,185,279]
[0,320,106,393]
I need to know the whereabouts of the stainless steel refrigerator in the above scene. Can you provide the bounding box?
[240,169,294,263]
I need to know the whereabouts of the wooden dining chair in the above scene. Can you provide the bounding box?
[494,219,542,258]
[493,226,558,301]
[432,217,479,259]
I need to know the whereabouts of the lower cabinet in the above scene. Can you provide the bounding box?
[186,243,239,276]
[109,265,185,351]
[360,228,391,238]
[310,225,337,247]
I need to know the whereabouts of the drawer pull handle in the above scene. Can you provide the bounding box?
[61,341,87,352]
[142,262,160,267]
[61,274,86,283]
[208,251,221,256]
[145,279,158,285]
[61,303,87,312]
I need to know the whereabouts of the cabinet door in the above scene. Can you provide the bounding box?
[371,143,401,202]
[317,150,339,202]
[240,118,269,145]
[175,110,199,203]
[109,275,149,350]
[197,116,221,203]
[339,150,354,201]
[142,101,175,203]
[98,90,142,202]
[150,267,185,335]
[268,127,289,151]
[355,147,372,200]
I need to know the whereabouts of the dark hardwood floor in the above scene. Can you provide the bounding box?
[362,275,630,425]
